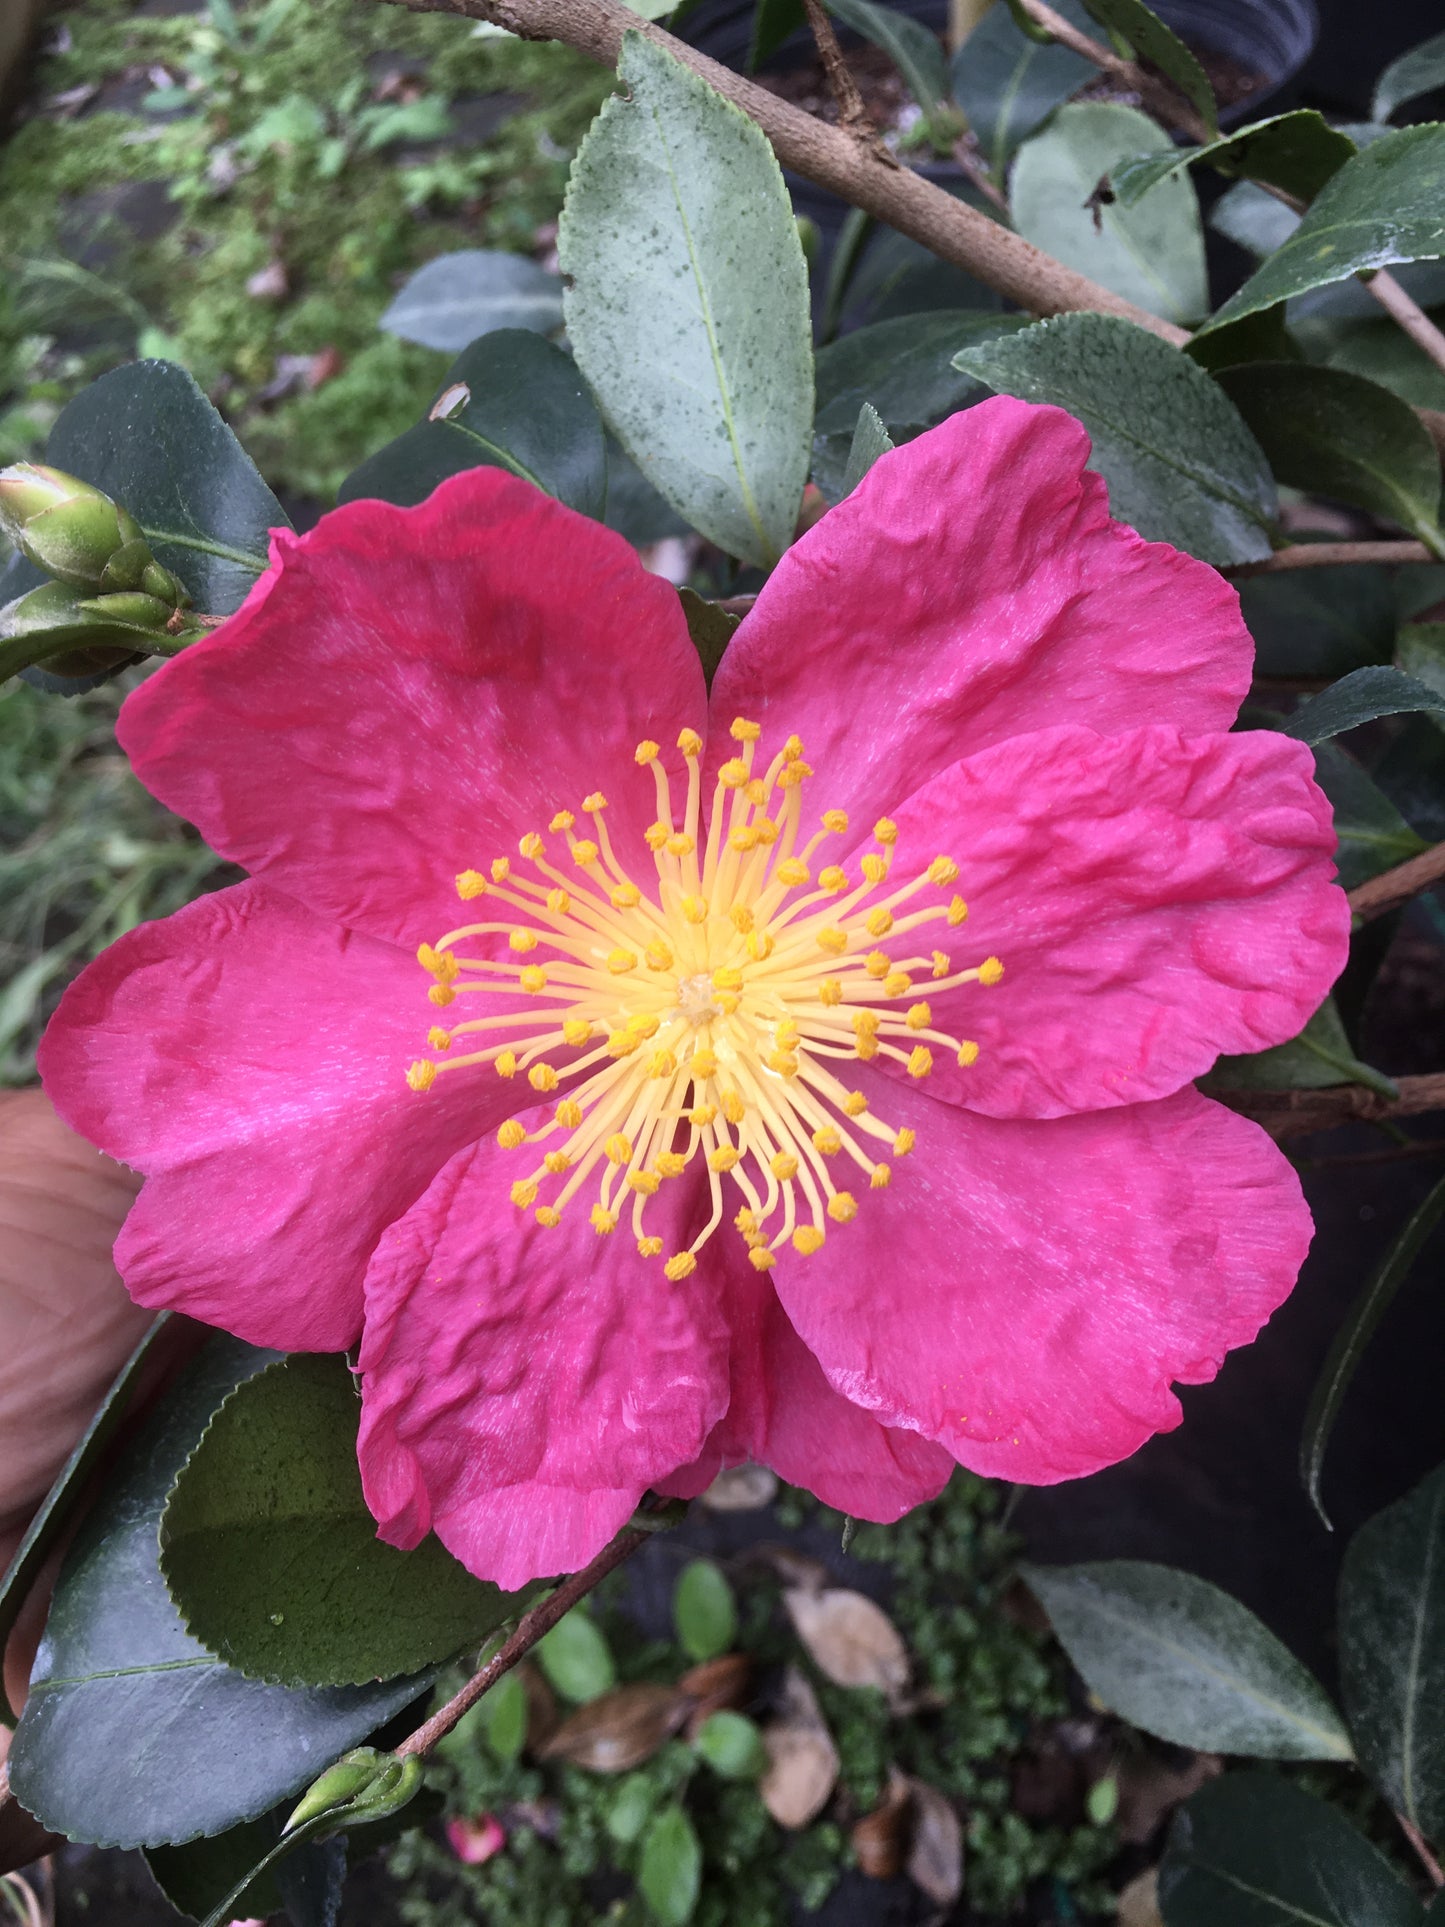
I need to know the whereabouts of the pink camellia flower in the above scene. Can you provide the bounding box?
[446,1812,507,1864]
[40,399,1348,1591]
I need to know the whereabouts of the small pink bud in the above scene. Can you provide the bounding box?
[446,1813,507,1865]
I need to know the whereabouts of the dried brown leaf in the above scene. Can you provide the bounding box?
[1117,1867,1163,1927]
[760,1667,839,1829]
[784,1587,909,1704]
[902,1776,963,1907]
[851,1770,912,1880]
[679,1652,753,1738]
[539,1682,691,1773]
[1116,1751,1221,1846]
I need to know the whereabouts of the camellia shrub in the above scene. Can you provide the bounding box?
[3,0,1445,1921]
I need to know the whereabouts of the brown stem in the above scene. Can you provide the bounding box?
[1016,0,1212,142]
[394,1519,654,1759]
[1226,540,1436,575]
[798,0,889,155]
[1397,1812,1445,1889]
[378,0,1190,342]
[1347,840,1445,925]
[951,135,1011,213]
[1365,272,1445,383]
[1215,1074,1445,1138]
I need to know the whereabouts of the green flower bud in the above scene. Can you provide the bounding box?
[141,559,190,606]
[78,591,179,631]
[0,463,146,592]
[282,1747,425,1839]
[283,1749,384,1835]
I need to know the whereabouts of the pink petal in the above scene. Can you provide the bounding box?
[707,399,1251,830]
[118,469,706,948]
[771,1075,1312,1484]
[447,1815,507,1865]
[658,1256,953,1517]
[357,1141,730,1590]
[879,722,1348,1118]
[38,881,498,1350]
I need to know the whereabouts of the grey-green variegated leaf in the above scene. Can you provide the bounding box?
[559,32,812,567]
[841,405,894,497]
[378,250,564,351]
[1112,111,1355,209]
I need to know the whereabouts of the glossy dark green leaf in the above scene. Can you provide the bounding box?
[1186,305,1298,374]
[537,1607,616,1703]
[1302,1176,1445,1529]
[1373,31,1445,124]
[1012,104,1207,325]
[948,0,1093,176]
[559,32,813,567]
[159,1353,523,1689]
[1023,1562,1351,1759]
[750,0,804,68]
[1159,1774,1422,1927]
[840,404,893,497]
[8,361,287,619]
[1206,996,1397,1101]
[378,251,564,351]
[1311,741,1429,890]
[1299,312,1445,413]
[678,587,741,686]
[1080,0,1217,136]
[672,1561,738,1664]
[1205,126,1445,334]
[1341,1460,1445,1832]
[1216,363,1443,546]
[147,1810,343,1926]
[338,330,606,519]
[0,1315,170,1719]
[7,1339,431,1848]
[955,313,1276,564]
[639,1804,702,1925]
[1112,111,1355,208]
[1397,624,1445,716]
[1241,564,1396,678]
[825,0,947,114]
[1281,665,1445,744]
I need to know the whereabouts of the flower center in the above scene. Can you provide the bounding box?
[406,718,1002,1279]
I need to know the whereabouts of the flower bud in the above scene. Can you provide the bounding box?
[282,1746,423,1839]
[0,463,145,592]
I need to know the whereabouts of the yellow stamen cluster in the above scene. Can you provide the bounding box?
[407,719,1002,1272]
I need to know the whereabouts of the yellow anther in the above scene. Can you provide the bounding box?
[519,966,548,994]
[496,1050,518,1078]
[861,853,889,884]
[748,1246,776,1271]
[774,1019,801,1048]
[535,1205,562,1228]
[783,734,804,762]
[498,1119,528,1150]
[746,930,776,960]
[853,1010,880,1036]
[519,832,545,860]
[583,791,607,813]
[729,825,759,853]
[822,809,849,834]
[728,903,755,934]
[931,950,950,978]
[730,717,762,741]
[690,1048,718,1079]
[735,1207,758,1236]
[818,927,849,954]
[656,1151,687,1179]
[957,1040,980,1067]
[406,1059,436,1092]
[611,881,642,909]
[843,1090,868,1117]
[509,928,539,953]
[689,1105,717,1126]
[682,896,709,925]
[510,1179,539,1209]
[947,896,968,926]
[906,1003,933,1031]
[549,811,575,832]
[455,869,487,899]
[418,944,458,981]
[709,1146,741,1172]
[819,977,843,1007]
[427,1026,452,1050]
[828,1192,859,1223]
[775,858,810,887]
[635,740,660,765]
[591,1205,618,1234]
[755,817,779,844]
[648,1049,678,1079]
[855,1032,878,1060]
[713,966,744,992]
[928,855,960,886]
[645,822,670,851]
[812,1126,842,1155]
[572,840,599,866]
[543,1150,572,1175]
[870,1163,892,1189]
[428,983,454,1006]
[628,1014,658,1043]
[665,1251,698,1281]
[719,758,750,789]
[556,1099,585,1128]
[865,951,891,979]
[528,1063,559,1093]
[638,1235,664,1258]
[907,1046,933,1079]
[607,947,638,975]
[491,858,511,883]
[866,907,894,937]
[771,1152,799,1180]
[765,1050,799,1078]
[776,762,813,789]
[793,1225,826,1256]
[605,1135,634,1166]
[884,972,913,999]
[677,727,703,757]
[628,1170,661,1196]
[563,1019,593,1048]
[666,832,696,857]
[894,1128,916,1155]
[980,956,1005,985]
[716,992,740,1015]
[721,1089,747,1125]
[874,818,899,846]
[646,940,674,970]
[744,779,768,806]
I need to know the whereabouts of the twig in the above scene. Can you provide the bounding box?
[1347,840,1445,925]
[1398,1813,1445,1889]
[394,1518,654,1759]
[1215,1074,1445,1138]
[798,0,890,157]
[1226,541,1436,575]
[1366,271,1445,384]
[377,0,1190,343]
[951,135,1011,214]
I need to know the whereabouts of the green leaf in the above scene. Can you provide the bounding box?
[1022,1561,1352,1759]
[1207,996,1397,1100]
[1079,0,1218,137]
[1011,104,1207,326]
[1311,741,1429,890]
[1299,312,1445,413]
[537,1607,616,1703]
[1340,1460,1445,1833]
[672,1561,737,1663]
[1159,1774,1423,1927]
[1203,126,1445,335]
[0,1315,171,1721]
[840,404,894,497]
[159,1353,525,1690]
[1241,563,1396,678]
[6,362,286,621]
[1211,178,1301,260]
[378,251,564,352]
[607,1772,657,1844]
[338,330,606,520]
[638,1804,702,1925]
[1301,1175,1445,1529]
[1373,31,1445,124]
[954,313,1276,564]
[1281,665,1445,744]
[146,1813,343,1926]
[678,586,740,685]
[1215,363,1443,547]
[750,0,804,68]
[1185,306,1299,375]
[7,1339,432,1849]
[1398,623,1445,717]
[1112,111,1356,209]
[693,1711,766,1780]
[948,0,1093,176]
[824,0,947,115]
[558,31,813,567]
[474,1668,529,1764]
